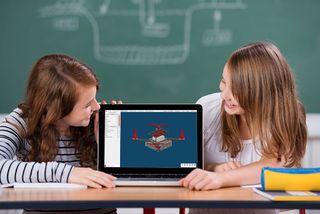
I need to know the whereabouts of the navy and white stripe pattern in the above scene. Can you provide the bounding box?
[0,108,81,185]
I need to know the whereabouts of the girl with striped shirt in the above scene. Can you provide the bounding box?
[0,54,117,213]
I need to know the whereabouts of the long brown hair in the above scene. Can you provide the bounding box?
[19,54,99,165]
[221,42,307,167]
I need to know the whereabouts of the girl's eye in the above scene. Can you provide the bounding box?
[85,102,92,108]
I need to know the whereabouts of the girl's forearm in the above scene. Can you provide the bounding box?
[218,158,284,187]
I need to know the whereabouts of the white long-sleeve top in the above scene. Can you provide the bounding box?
[190,94,277,214]
[196,93,262,167]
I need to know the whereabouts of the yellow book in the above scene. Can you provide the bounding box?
[261,167,320,191]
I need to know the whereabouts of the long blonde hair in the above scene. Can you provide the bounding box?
[19,54,99,165]
[221,42,307,167]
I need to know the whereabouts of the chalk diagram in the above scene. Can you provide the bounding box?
[39,0,246,65]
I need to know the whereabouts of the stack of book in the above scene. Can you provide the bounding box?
[253,167,320,201]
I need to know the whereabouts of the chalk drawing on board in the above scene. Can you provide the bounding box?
[39,0,246,65]
[52,17,79,31]
[134,0,170,38]
[99,0,111,15]
[202,10,232,46]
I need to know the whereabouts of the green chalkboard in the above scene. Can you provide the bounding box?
[1,0,319,113]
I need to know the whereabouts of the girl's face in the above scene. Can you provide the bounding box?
[59,85,100,129]
[219,65,244,115]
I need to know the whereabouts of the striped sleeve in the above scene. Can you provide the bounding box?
[0,109,73,184]
[0,109,25,160]
[0,159,73,184]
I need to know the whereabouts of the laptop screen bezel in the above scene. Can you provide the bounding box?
[98,104,203,175]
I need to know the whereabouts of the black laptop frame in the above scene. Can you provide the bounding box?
[98,104,203,175]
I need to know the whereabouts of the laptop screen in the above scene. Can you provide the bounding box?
[98,104,203,174]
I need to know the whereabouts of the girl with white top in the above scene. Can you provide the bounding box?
[180,42,307,214]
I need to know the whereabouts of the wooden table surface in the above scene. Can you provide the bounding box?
[0,186,319,210]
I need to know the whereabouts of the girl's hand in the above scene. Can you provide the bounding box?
[211,161,242,172]
[179,168,224,191]
[94,100,122,143]
[69,167,117,189]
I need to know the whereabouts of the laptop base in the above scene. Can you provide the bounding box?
[114,180,181,187]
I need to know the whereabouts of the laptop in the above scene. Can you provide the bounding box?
[98,104,203,186]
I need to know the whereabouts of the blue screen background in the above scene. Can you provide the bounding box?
[120,112,198,168]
